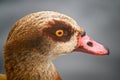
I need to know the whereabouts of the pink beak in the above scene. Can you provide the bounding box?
[74,33,109,55]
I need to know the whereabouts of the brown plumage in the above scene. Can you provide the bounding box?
[1,11,109,80]
[0,74,6,80]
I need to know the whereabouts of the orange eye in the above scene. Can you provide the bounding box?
[55,29,64,37]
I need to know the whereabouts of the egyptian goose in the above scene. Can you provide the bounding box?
[0,11,109,80]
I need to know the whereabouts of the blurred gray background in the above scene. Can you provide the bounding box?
[0,0,120,80]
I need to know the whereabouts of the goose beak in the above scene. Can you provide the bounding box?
[74,35,109,55]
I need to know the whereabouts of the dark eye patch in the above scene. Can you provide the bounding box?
[43,20,74,42]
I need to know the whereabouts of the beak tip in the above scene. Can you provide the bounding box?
[97,47,110,56]
[106,47,110,55]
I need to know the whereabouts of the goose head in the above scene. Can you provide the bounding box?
[4,11,109,80]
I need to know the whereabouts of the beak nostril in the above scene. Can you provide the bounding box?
[87,41,93,47]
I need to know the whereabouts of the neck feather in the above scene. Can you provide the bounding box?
[4,51,62,80]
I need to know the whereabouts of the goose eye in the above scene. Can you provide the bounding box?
[55,29,64,37]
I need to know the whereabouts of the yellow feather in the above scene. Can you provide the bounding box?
[0,74,6,80]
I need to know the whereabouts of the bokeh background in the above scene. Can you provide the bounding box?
[0,0,120,80]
